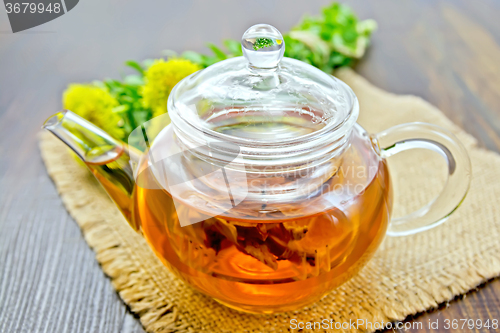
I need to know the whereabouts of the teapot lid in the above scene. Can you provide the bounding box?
[168,24,358,143]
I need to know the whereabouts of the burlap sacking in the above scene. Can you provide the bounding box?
[40,68,500,333]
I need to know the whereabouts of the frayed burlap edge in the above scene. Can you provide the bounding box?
[39,68,500,333]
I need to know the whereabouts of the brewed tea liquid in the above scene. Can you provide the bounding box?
[129,121,392,313]
[84,113,391,313]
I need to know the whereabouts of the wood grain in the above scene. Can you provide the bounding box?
[1,1,499,332]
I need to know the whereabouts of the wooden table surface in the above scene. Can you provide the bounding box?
[1,1,499,332]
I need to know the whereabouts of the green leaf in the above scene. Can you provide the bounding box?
[132,110,150,126]
[112,105,129,114]
[182,51,205,65]
[207,43,228,60]
[142,59,155,69]
[223,39,242,56]
[162,50,178,59]
[125,61,144,75]
[123,75,144,86]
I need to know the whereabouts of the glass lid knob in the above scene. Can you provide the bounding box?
[241,24,285,69]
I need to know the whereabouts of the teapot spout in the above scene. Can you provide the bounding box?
[43,110,140,230]
[43,110,126,163]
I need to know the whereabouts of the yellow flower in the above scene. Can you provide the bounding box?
[142,58,201,117]
[63,84,125,139]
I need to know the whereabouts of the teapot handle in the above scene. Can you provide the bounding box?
[374,122,472,236]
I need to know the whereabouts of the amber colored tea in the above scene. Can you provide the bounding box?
[85,122,392,314]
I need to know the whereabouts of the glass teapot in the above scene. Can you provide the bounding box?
[43,24,471,313]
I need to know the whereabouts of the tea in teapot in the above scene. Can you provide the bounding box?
[44,24,470,313]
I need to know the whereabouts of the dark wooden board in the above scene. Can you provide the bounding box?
[0,1,499,332]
